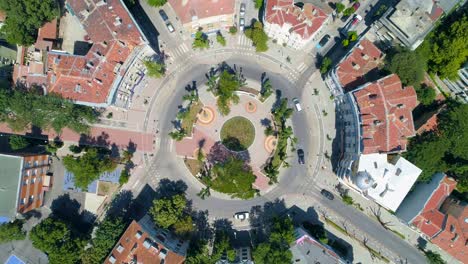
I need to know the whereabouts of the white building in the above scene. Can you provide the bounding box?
[263,0,330,49]
[345,153,421,212]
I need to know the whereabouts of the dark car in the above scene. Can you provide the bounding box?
[316,34,330,49]
[159,10,169,22]
[297,149,305,164]
[321,189,335,200]
[352,2,361,11]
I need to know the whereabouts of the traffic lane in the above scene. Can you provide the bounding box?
[139,0,179,48]
[317,192,426,263]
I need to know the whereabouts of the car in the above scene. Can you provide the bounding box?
[159,10,169,22]
[234,211,250,220]
[166,22,175,33]
[352,2,361,11]
[316,34,330,49]
[292,98,302,112]
[297,149,305,164]
[351,14,363,25]
[240,3,246,17]
[320,189,335,200]
[239,17,245,31]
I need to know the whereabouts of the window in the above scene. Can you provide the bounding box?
[21,198,26,205]
[116,244,124,253]
[135,231,142,239]
[29,195,34,202]
[33,160,38,167]
[32,178,36,184]
[24,179,29,185]
[26,170,30,176]
[109,255,116,264]
[32,169,37,176]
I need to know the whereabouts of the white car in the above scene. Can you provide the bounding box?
[234,211,250,220]
[240,3,246,17]
[239,18,245,31]
[293,98,302,112]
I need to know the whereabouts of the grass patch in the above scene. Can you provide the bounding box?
[184,158,203,176]
[324,218,349,236]
[221,116,255,151]
[181,101,203,136]
[389,229,405,240]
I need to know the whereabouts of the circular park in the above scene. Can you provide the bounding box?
[220,116,255,151]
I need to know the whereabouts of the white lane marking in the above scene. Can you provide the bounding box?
[132,179,140,189]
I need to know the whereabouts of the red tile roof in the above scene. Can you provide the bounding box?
[168,0,235,25]
[416,114,438,135]
[44,0,145,104]
[105,220,185,264]
[411,176,457,238]
[265,0,328,41]
[431,203,468,263]
[353,74,418,154]
[38,19,57,40]
[336,39,384,91]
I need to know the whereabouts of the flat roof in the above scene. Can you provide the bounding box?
[0,154,23,219]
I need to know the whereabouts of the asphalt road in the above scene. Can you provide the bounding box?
[140,53,425,263]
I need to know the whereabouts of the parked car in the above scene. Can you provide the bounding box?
[234,211,250,220]
[352,2,361,11]
[159,10,169,22]
[297,149,305,164]
[320,189,335,200]
[316,34,330,49]
[239,17,245,31]
[166,22,175,33]
[240,3,246,17]
[292,98,302,112]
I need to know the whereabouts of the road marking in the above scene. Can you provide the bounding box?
[296,62,307,72]
[132,179,140,189]
[168,140,173,152]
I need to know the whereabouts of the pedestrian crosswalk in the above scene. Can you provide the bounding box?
[296,62,307,73]
[165,43,190,63]
[237,35,254,50]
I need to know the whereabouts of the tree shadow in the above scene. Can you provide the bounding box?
[110,143,120,159]
[50,193,94,237]
[154,178,188,199]
[22,209,42,220]
[106,190,134,222]
[249,198,288,243]
[213,218,234,233]
[207,141,251,165]
[272,89,283,110]
[260,118,271,127]
[78,132,110,148]
[191,210,213,242]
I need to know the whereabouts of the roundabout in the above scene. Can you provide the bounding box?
[143,51,325,218]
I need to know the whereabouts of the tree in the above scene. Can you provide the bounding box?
[169,129,187,141]
[144,60,166,78]
[173,215,193,238]
[82,217,125,264]
[336,3,345,13]
[209,157,257,199]
[63,148,117,190]
[119,169,130,185]
[416,84,436,106]
[229,26,237,35]
[342,39,349,47]
[320,57,332,74]
[342,194,354,205]
[9,135,29,150]
[45,140,63,156]
[405,102,468,188]
[0,89,97,134]
[0,0,58,45]
[419,13,468,80]
[208,69,242,115]
[216,32,226,46]
[211,232,236,262]
[147,0,167,7]
[348,31,358,42]
[424,250,445,264]
[253,0,263,9]
[253,217,294,264]
[30,218,84,264]
[244,21,269,52]
[386,49,426,88]
[302,222,328,245]
[193,30,210,49]
[343,7,355,17]
[0,220,26,243]
[149,194,188,229]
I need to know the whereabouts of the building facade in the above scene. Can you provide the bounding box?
[263,0,330,49]
[168,0,235,35]
[0,153,51,222]
[291,227,346,263]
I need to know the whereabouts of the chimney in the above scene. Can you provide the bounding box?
[362,53,369,60]
[357,44,364,50]
[352,62,360,70]
[114,17,122,26]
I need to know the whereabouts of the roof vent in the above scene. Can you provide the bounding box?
[373,120,381,125]
[94,78,103,85]
[369,94,378,99]
[74,84,82,93]
[96,0,107,6]
[395,168,402,176]
[399,116,407,122]
[450,224,456,233]
[312,9,317,16]
[114,17,122,26]
[397,103,405,108]
[357,44,364,50]
[362,53,369,60]
[86,61,94,68]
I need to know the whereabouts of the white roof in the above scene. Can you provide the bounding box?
[357,153,421,211]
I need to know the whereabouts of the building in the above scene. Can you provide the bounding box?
[291,227,346,264]
[337,74,418,179]
[442,63,468,103]
[0,153,51,222]
[168,0,235,35]
[397,174,468,263]
[328,38,384,94]
[344,153,421,211]
[13,0,151,108]
[105,215,188,264]
[372,0,449,50]
[263,0,330,49]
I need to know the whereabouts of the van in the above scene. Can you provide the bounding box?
[293,98,302,112]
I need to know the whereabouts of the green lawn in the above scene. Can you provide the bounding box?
[181,101,203,136]
[220,116,255,151]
